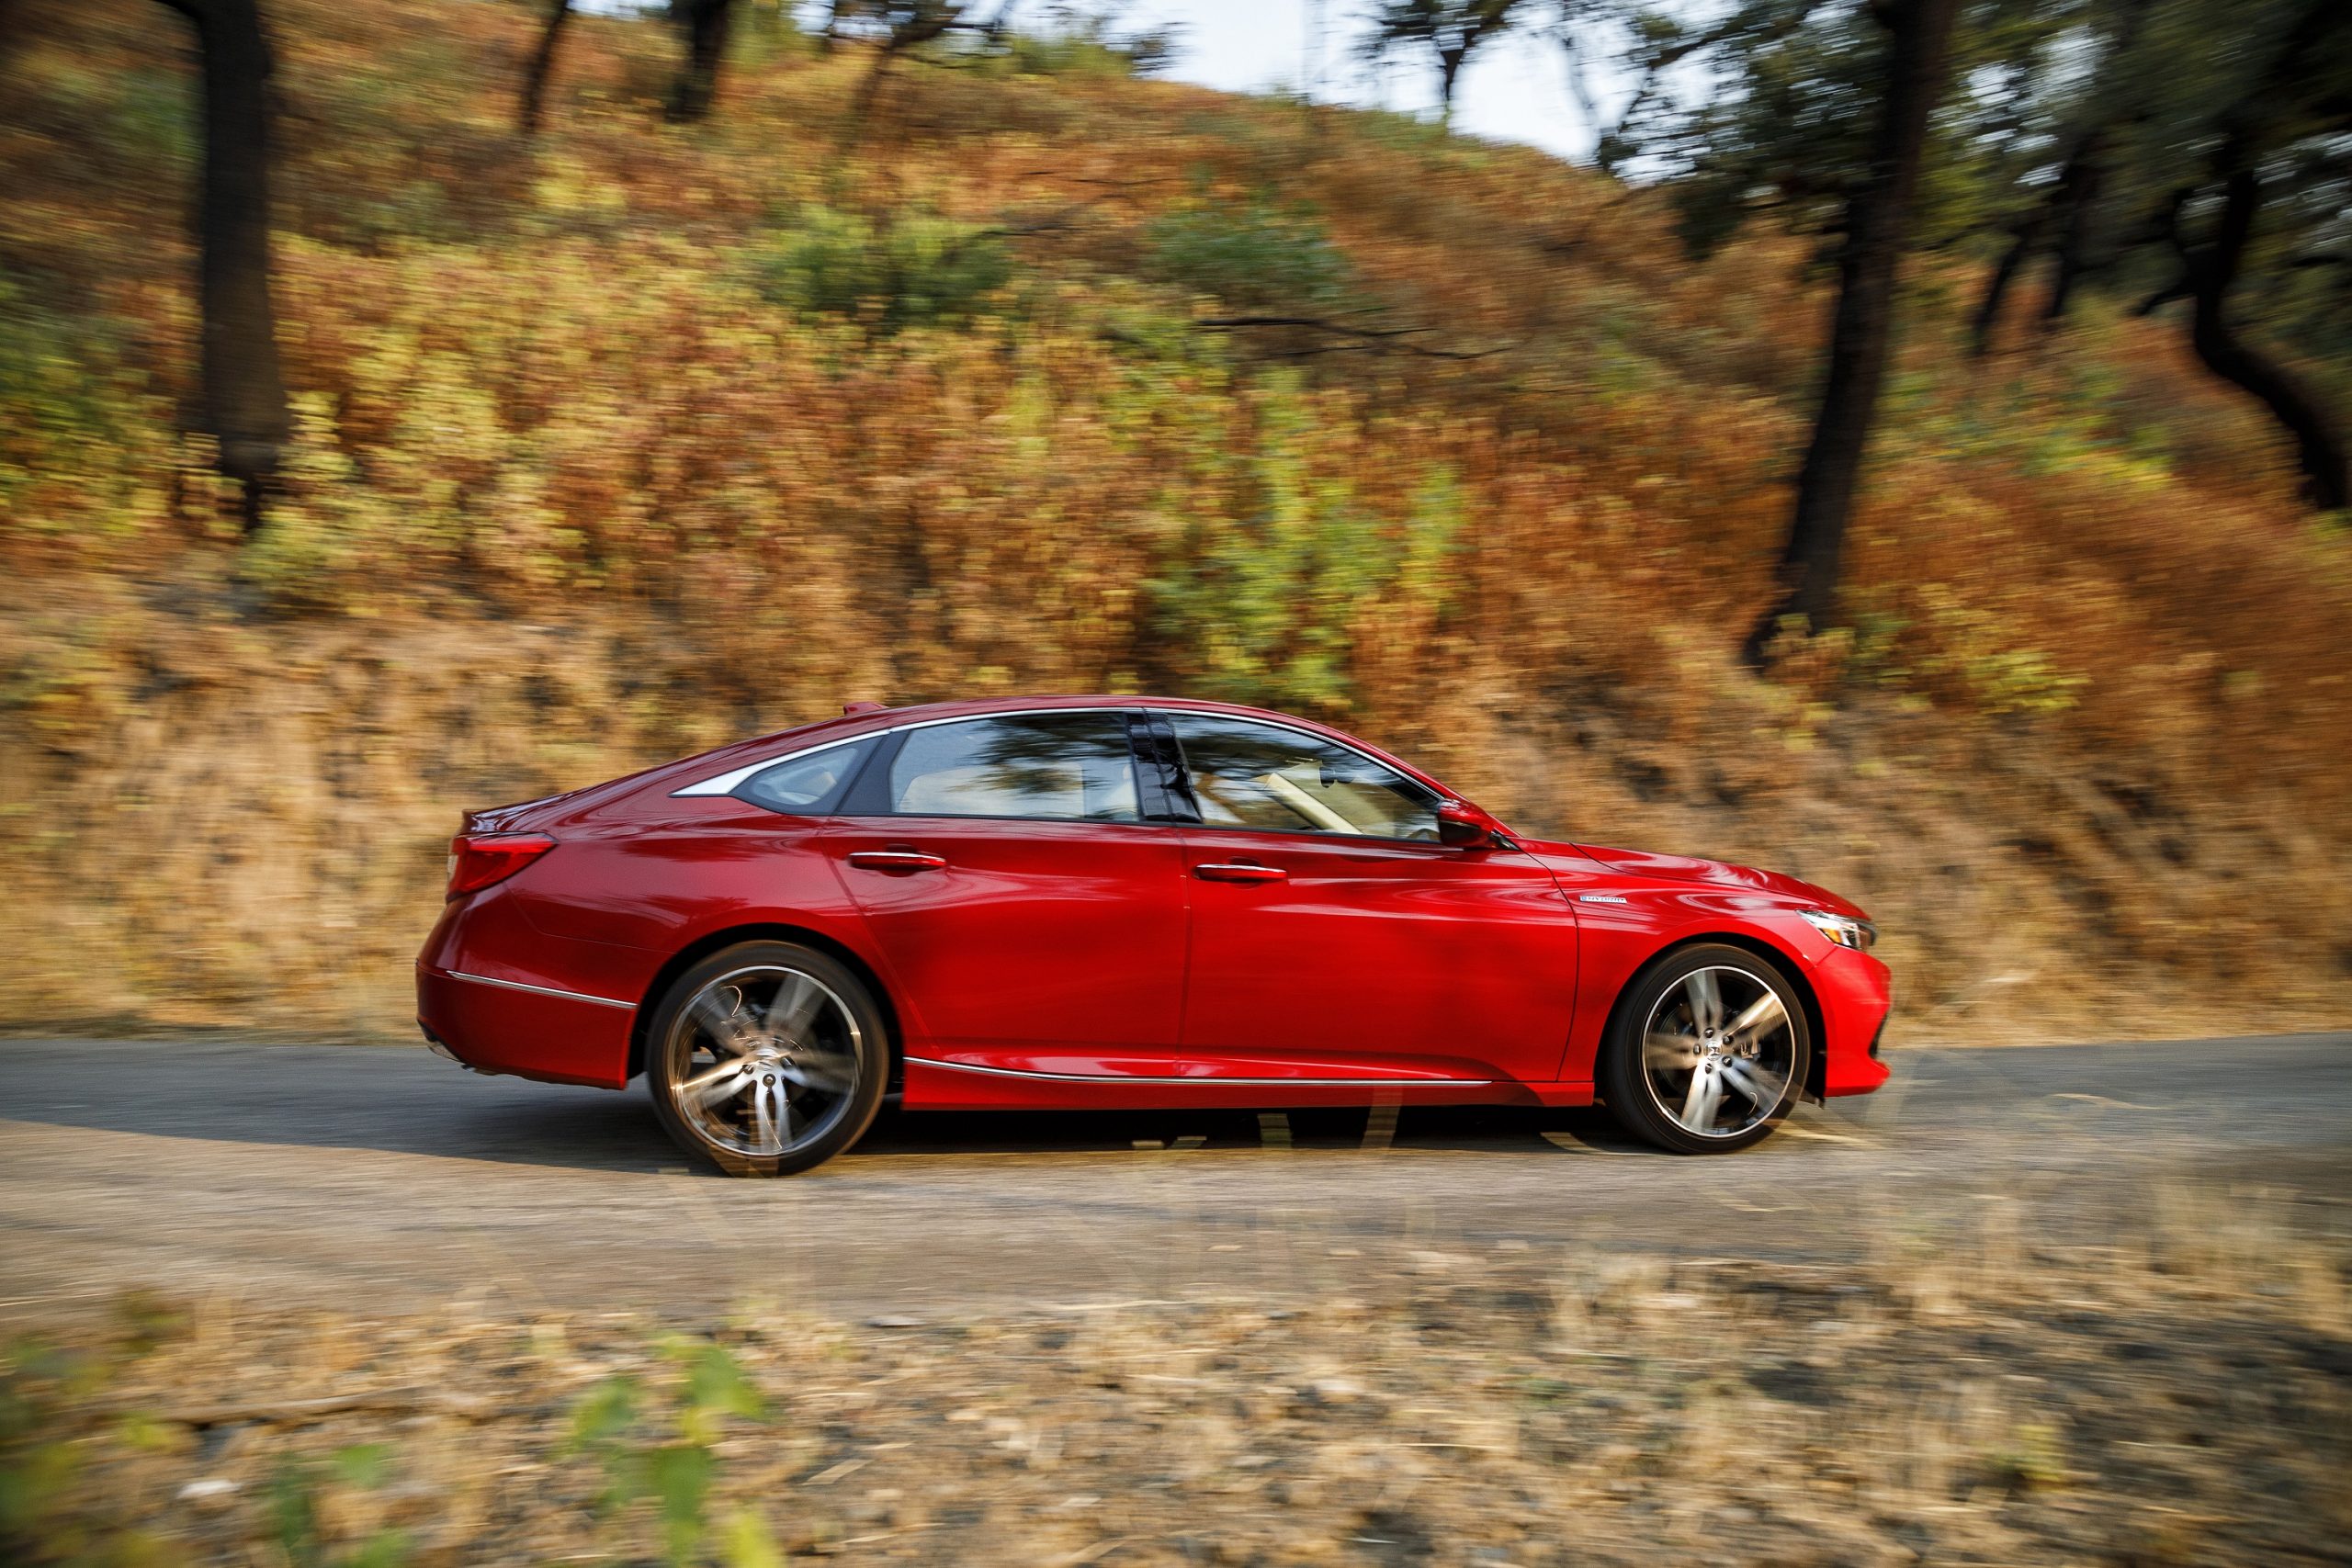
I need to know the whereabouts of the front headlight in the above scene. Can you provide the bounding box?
[1798,908,1876,952]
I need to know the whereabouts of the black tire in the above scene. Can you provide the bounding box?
[1599,943,1810,1155]
[644,942,890,1177]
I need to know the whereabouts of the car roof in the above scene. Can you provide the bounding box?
[625,694,1453,804]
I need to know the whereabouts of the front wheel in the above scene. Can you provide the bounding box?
[645,942,889,1177]
[1599,944,1810,1155]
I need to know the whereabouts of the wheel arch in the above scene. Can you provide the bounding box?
[628,922,905,1091]
[1600,931,1829,1104]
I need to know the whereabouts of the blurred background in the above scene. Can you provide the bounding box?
[1,0,2347,1047]
[4,10,2351,1561]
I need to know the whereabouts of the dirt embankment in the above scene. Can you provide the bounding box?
[6,0,2350,1046]
[3,606,2346,1048]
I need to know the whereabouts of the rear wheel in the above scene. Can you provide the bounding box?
[645,942,889,1177]
[1599,944,1809,1155]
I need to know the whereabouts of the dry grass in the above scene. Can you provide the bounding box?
[5,1189,2346,1565]
[1,0,2349,1044]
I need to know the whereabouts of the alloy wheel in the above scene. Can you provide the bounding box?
[1638,964,1795,1138]
[663,965,865,1157]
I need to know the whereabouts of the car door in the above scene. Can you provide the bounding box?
[829,709,1192,1077]
[1158,711,1581,1086]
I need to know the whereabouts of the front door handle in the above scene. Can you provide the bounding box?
[1194,862,1287,884]
[848,850,947,872]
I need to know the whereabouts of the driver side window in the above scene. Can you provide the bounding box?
[1166,715,1440,840]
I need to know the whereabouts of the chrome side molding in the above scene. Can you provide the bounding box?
[906,1055,1490,1088]
[446,969,635,1010]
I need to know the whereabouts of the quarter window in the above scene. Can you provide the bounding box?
[1167,715,1441,840]
[737,739,872,816]
[888,714,1142,823]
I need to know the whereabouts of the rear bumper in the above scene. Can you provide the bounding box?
[1815,947,1893,1098]
[414,885,654,1089]
[414,962,637,1089]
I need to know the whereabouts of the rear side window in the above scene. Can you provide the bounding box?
[888,714,1141,822]
[738,739,873,816]
[1168,714,1440,840]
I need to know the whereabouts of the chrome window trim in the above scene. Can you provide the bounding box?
[672,736,875,797]
[447,969,635,1010]
[669,706,1451,821]
[907,1055,1490,1088]
[671,709,1133,798]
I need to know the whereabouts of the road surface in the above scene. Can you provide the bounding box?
[4,1034,2347,1322]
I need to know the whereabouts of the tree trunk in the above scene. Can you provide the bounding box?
[1437,46,1464,120]
[517,0,572,137]
[854,6,960,123]
[1968,207,2043,358]
[157,0,289,535]
[666,0,734,123]
[1743,0,1961,660]
[2040,130,2104,328]
[2187,170,2349,512]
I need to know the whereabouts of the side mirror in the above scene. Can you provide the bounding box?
[1436,801,1497,849]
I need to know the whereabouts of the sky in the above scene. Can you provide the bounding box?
[1128,0,1613,164]
[579,2,1628,162]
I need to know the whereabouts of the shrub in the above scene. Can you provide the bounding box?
[754,207,1012,334]
[1145,374,1463,715]
[1142,195,1354,316]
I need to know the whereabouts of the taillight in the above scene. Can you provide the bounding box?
[447,833,556,898]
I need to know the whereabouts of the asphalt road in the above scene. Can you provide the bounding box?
[4,1034,2348,1323]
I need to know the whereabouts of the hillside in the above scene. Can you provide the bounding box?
[2,0,2348,1044]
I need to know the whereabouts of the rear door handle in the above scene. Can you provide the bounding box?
[848,851,947,872]
[1194,862,1286,884]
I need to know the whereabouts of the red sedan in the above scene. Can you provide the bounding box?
[417,696,1890,1175]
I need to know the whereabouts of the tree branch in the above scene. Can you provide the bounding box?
[1193,316,1510,359]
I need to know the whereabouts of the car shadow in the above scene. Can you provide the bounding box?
[0,1041,1665,1172]
[847,1102,1664,1159]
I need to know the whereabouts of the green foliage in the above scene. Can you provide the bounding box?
[1606,0,1890,257]
[1979,1419,2070,1493]
[561,1341,770,1566]
[996,18,1162,80]
[755,207,1012,333]
[331,1443,396,1492]
[0,1345,73,1549]
[266,1449,411,1568]
[1142,195,1355,315]
[2,1336,176,1564]
[1909,582,2098,719]
[1848,584,2086,716]
[0,269,164,534]
[676,1341,766,1438]
[719,1507,788,1568]
[1147,377,1463,714]
[100,67,197,168]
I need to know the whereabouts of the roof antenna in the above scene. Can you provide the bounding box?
[842,701,888,716]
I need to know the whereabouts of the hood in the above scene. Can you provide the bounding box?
[1557,841,1869,919]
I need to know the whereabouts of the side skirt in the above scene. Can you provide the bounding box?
[901,1056,1592,1111]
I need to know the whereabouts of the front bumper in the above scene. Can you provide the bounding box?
[1814,946,1893,1098]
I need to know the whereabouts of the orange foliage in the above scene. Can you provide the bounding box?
[0,0,2346,1041]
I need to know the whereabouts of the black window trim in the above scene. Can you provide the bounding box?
[1148,707,1458,849]
[726,736,879,818]
[1126,710,1199,825]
